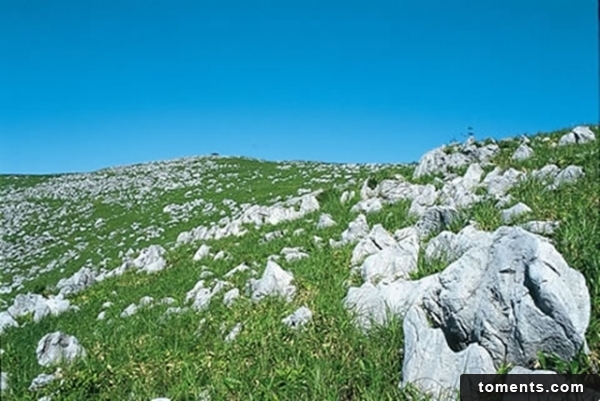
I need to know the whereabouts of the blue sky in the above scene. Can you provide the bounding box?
[1,0,597,174]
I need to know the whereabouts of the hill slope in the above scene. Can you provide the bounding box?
[1,126,599,400]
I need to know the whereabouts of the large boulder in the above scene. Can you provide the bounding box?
[423,227,589,368]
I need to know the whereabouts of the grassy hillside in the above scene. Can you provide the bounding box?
[1,126,598,400]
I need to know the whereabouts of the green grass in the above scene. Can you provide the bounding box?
[1,126,599,399]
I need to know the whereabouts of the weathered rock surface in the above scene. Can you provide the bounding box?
[423,227,589,368]
[36,332,86,367]
[415,206,458,238]
[400,305,496,399]
[56,267,96,296]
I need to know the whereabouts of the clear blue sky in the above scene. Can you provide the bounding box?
[1,0,598,174]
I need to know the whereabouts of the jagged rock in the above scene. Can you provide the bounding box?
[56,267,96,296]
[351,224,397,266]
[193,244,211,261]
[36,332,86,367]
[415,206,458,238]
[282,306,313,329]
[501,202,532,223]
[512,143,534,161]
[558,126,596,146]
[350,198,383,214]
[223,288,240,307]
[423,227,590,368]
[344,275,439,330]
[520,220,559,236]
[139,296,154,306]
[224,323,242,342]
[0,312,19,334]
[247,260,296,302]
[400,305,496,400]
[316,213,337,229]
[281,247,309,262]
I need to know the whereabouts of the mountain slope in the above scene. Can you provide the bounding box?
[1,126,598,400]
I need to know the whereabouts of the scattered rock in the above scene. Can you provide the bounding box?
[350,198,383,214]
[193,244,211,261]
[0,372,8,393]
[56,267,96,297]
[0,312,19,334]
[501,202,532,223]
[415,206,458,238]
[224,323,242,342]
[224,263,251,278]
[512,143,534,161]
[29,370,61,391]
[36,332,86,367]
[282,306,313,329]
[316,213,337,229]
[330,214,369,247]
[223,288,240,307]
[120,303,138,318]
[132,245,167,274]
[247,260,296,302]
[550,165,584,188]
[340,190,355,204]
[558,126,596,146]
[281,247,309,262]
